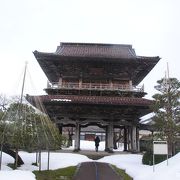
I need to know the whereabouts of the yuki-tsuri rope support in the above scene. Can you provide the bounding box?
[0,62,64,171]
[0,111,9,170]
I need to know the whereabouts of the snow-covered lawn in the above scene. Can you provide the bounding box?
[98,153,180,180]
[0,140,180,180]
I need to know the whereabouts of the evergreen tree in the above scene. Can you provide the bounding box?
[152,78,180,156]
[1,102,66,168]
[0,110,4,120]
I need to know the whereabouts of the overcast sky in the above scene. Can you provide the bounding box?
[0,0,179,99]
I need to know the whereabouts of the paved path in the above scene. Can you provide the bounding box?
[72,162,123,180]
[59,149,130,160]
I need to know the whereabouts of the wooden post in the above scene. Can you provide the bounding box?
[124,126,128,151]
[107,122,114,152]
[38,149,41,171]
[47,149,50,170]
[74,121,80,151]
[36,150,38,165]
[128,126,132,151]
[132,126,137,152]
[105,126,108,151]
[136,127,140,151]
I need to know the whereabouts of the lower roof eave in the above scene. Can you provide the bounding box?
[26,94,153,108]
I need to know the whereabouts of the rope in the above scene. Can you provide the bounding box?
[0,63,64,171]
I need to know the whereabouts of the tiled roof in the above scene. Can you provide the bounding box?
[55,42,137,59]
[33,42,160,86]
[27,95,153,106]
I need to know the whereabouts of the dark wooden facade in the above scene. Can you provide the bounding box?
[27,42,160,152]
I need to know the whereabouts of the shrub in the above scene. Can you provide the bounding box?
[142,150,167,165]
[140,139,152,152]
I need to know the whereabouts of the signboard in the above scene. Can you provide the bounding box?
[153,141,168,172]
[153,141,168,155]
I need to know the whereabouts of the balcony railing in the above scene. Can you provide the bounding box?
[47,82,144,92]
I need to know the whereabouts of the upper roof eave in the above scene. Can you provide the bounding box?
[33,50,160,62]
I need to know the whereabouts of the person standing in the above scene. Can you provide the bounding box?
[94,136,100,152]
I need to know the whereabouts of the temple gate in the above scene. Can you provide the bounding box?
[27,42,160,152]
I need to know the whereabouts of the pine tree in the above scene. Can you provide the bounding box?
[1,102,66,168]
[152,78,180,156]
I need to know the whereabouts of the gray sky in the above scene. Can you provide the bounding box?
[0,0,179,99]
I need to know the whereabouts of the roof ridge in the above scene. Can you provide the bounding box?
[60,42,132,48]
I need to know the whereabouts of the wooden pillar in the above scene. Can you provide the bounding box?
[74,122,80,151]
[126,127,129,151]
[124,126,128,151]
[106,122,114,152]
[128,126,132,151]
[132,126,137,152]
[136,127,140,152]
[105,126,108,151]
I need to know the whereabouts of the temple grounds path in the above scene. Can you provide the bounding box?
[72,162,123,180]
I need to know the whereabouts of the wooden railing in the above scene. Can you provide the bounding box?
[47,82,144,92]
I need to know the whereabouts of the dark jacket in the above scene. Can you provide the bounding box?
[94,136,100,147]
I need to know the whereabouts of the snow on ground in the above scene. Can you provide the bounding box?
[0,140,180,180]
[18,151,92,171]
